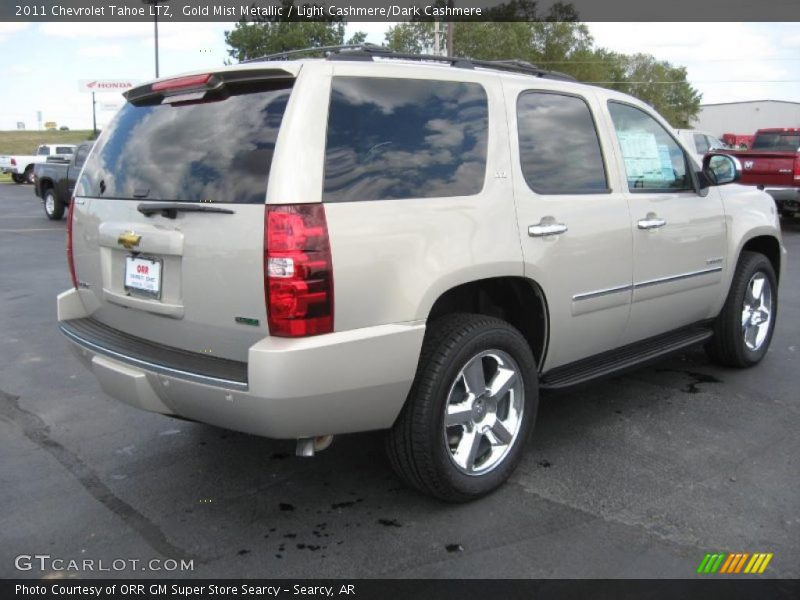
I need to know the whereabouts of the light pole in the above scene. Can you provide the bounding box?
[141,0,170,78]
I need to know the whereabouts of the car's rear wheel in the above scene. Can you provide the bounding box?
[386,314,538,502]
[706,251,777,367]
[43,188,65,220]
[11,174,24,184]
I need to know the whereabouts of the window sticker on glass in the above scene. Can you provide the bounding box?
[616,131,663,182]
[657,145,674,179]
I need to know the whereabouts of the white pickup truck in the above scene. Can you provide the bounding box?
[0,144,76,184]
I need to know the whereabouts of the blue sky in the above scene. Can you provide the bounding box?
[0,22,798,131]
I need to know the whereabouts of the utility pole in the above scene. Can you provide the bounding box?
[446,22,454,57]
[434,21,441,56]
[142,0,169,78]
[91,92,97,138]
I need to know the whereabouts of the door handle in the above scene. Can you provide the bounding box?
[637,215,666,230]
[528,222,568,237]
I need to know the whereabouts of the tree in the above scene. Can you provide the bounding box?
[224,2,366,62]
[613,54,702,128]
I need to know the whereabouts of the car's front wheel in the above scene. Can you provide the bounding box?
[387,314,538,502]
[24,166,34,184]
[706,251,778,367]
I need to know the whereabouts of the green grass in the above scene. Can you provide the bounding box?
[0,130,95,155]
[0,172,11,183]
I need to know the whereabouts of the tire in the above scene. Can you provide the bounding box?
[706,251,778,368]
[43,188,65,220]
[386,314,538,502]
[11,174,24,184]
[24,166,34,184]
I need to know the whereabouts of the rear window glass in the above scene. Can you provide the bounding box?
[752,133,800,153]
[56,146,74,154]
[77,81,292,203]
[37,146,50,156]
[323,77,488,202]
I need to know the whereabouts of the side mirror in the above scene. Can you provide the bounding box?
[702,153,741,186]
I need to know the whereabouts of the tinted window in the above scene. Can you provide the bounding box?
[608,102,691,192]
[517,92,607,194]
[56,146,74,154]
[78,81,292,203]
[74,145,90,168]
[37,146,50,156]
[323,77,488,202]
[693,133,709,154]
[752,133,800,152]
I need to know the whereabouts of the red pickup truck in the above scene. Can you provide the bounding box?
[726,128,800,217]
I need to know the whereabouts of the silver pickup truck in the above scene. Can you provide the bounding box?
[57,47,784,501]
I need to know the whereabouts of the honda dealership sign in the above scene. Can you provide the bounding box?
[78,79,137,93]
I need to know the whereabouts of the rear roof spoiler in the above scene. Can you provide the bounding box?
[124,68,295,104]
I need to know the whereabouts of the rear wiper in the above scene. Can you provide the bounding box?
[137,202,235,219]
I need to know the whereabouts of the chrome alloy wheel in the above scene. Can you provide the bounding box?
[741,272,773,351]
[443,349,524,476]
[44,192,55,216]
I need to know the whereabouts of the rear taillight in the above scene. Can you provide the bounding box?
[66,197,78,289]
[794,153,800,182]
[10,158,16,166]
[265,204,334,337]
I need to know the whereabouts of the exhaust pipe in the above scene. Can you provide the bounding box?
[296,435,334,457]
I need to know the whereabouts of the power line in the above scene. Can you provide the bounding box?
[586,80,800,84]
[533,58,800,64]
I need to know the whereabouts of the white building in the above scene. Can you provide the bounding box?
[692,100,800,137]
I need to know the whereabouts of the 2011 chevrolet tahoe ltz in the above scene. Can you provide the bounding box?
[57,46,784,501]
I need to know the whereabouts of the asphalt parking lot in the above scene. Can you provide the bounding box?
[0,181,798,579]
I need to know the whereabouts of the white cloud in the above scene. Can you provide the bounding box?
[147,22,229,52]
[0,22,30,43]
[587,22,800,104]
[38,22,154,39]
[782,34,800,49]
[78,44,124,58]
[588,23,780,62]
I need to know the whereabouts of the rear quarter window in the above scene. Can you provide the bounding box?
[323,77,488,202]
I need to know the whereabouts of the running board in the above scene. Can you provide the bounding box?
[540,326,714,390]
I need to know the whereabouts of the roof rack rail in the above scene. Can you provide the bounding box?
[242,43,576,82]
[241,43,385,63]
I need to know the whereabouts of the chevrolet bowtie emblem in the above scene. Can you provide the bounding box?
[117,231,141,250]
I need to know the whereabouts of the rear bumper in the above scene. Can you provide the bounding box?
[57,288,425,439]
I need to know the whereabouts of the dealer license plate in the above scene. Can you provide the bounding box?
[124,256,162,299]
